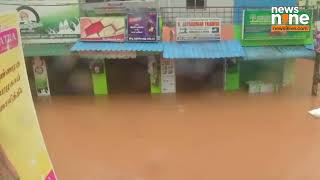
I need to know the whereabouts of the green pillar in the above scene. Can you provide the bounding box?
[225,58,240,91]
[90,59,108,95]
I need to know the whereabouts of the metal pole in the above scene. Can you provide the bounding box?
[312,5,320,96]
[312,53,320,96]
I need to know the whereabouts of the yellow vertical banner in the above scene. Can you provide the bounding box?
[0,12,57,180]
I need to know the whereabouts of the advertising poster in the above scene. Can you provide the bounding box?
[0,0,80,44]
[0,12,56,180]
[32,57,50,96]
[176,18,221,41]
[148,57,161,94]
[80,17,126,42]
[242,9,312,41]
[161,59,176,93]
[128,12,158,41]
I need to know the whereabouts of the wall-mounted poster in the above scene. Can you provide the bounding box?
[0,11,56,180]
[0,0,80,44]
[161,59,176,93]
[128,12,158,41]
[80,17,126,42]
[176,18,221,41]
[32,57,50,96]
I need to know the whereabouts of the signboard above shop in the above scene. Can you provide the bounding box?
[128,12,158,42]
[80,17,126,42]
[0,0,80,44]
[82,0,157,16]
[176,18,221,41]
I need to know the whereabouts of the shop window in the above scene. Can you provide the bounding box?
[187,0,205,9]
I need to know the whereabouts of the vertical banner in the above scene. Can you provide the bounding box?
[33,57,50,96]
[128,12,158,41]
[0,12,56,180]
[161,59,176,93]
[148,57,161,94]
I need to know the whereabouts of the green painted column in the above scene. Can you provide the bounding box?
[90,59,108,95]
[225,58,240,91]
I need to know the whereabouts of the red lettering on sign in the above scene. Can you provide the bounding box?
[0,28,18,55]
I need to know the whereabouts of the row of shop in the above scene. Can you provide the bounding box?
[5,0,315,96]
[24,40,315,96]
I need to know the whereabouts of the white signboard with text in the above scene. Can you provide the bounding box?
[176,18,221,41]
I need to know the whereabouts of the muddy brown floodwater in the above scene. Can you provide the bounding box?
[36,59,320,180]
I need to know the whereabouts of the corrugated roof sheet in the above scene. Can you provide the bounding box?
[244,46,315,61]
[71,41,163,52]
[162,40,245,59]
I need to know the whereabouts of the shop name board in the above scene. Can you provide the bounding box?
[80,17,126,42]
[0,1,80,44]
[176,18,221,41]
[82,0,157,15]
[242,9,312,41]
[0,28,18,54]
[128,12,158,42]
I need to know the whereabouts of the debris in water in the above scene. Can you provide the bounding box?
[309,108,320,118]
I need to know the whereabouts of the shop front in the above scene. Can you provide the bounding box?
[162,41,245,92]
[239,8,315,93]
[159,17,245,92]
[72,42,163,95]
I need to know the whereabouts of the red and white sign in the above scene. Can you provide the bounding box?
[0,28,18,54]
[176,18,221,41]
[80,17,125,42]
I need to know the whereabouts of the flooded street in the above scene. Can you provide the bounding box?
[35,60,320,180]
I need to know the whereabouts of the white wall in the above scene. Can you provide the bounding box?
[158,0,234,7]
[159,0,235,25]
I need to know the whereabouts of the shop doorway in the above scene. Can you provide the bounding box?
[175,60,225,92]
[46,56,93,95]
[106,57,150,94]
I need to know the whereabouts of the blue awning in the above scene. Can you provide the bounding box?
[71,41,163,52]
[244,46,315,61]
[163,40,245,59]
